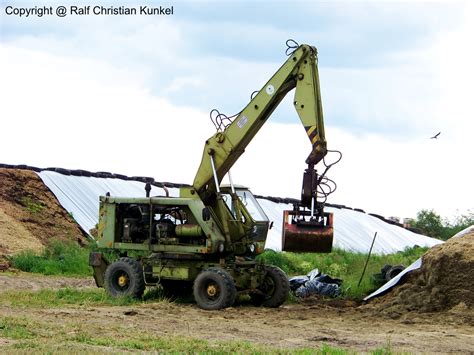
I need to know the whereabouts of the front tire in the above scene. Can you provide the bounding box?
[251,265,289,307]
[193,268,236,310]
[104,257,145,298]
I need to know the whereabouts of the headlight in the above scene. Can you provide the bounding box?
[217,242,225,253]
[248,243,256,253]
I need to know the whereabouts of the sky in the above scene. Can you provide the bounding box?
[0,0,473,220]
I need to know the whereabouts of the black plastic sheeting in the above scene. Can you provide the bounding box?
[289,268,343,298]
[0,163,190,189]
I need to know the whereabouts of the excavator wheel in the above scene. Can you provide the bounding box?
[250,265,289,307]
[193,268,236,310]
[104,257,145,299]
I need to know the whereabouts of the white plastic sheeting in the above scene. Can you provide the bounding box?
[38,171,442,254]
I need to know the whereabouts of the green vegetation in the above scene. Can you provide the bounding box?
[257,246,427,299]
[0,317,37,340]
[0,311,393,354]
[412,209,474,240]
[20,196,45,214]
[0,287,168,308]
[11,240,91,276]
[66,335,366,353]
[70,333,258,353]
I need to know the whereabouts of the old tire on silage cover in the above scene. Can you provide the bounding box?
[104,257,145,299]
[386,264,405,281]
[193,268,236,310]
[251,265,289,308]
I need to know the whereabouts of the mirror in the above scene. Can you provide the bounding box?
[241,191,248,206]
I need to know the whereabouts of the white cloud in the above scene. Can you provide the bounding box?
[435,1,474,133]
[321,62,442,136]
[2,1,466,136]
[0,44,208,183]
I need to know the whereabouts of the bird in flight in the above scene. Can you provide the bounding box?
[430,132,441,139]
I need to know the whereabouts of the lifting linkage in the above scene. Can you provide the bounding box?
[192,44,327,200]
[187,43,334,252]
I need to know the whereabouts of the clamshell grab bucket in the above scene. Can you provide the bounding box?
[282,210,333,253]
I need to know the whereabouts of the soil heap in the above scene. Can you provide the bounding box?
[0,168,87,258]
[365,230,474,323]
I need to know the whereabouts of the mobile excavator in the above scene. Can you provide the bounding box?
[90,42,336,310]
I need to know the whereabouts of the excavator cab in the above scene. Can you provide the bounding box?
[221,185,271,244]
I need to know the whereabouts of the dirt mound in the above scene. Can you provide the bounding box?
[365,231,474,323]
[0,169,87,256]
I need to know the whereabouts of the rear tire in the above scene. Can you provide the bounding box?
[104,257,145,299]
[252,265,289,307]
[193,268,236,310]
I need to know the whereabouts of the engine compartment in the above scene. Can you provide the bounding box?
[117,203,205,246]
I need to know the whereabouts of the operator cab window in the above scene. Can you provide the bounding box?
[223,189,268,222]
[236,189,268,222]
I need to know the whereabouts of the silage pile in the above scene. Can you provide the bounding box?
[365,229,474,321]
[0,168,87,258]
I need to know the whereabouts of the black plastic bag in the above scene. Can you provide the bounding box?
[295,278,341,298]
[289,268,342,298]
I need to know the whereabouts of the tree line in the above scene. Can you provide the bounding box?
[411,209,474,240]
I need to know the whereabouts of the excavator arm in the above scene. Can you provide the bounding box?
[187,44,334,254]
[193,44,327,203]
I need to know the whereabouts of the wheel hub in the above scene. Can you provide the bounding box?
[207,284,217,297]
[118,275,129,287]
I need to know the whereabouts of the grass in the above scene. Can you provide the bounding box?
[70,333,258,353]
[0,311,394,354]
[10,240,91,276]
[20,196,45,214]
[0,287,170,308]
[257,246,427,299]
[0,288,370,354]
[10,240,145,277]
[67,335,366,353]
[0,317,37,340]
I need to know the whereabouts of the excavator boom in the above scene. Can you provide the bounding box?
[189,44,334,253]
[192,45,327,197]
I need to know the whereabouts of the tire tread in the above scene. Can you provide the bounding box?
[261,265,289,308]
[193,267,236,310]
[104,257,145,299]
